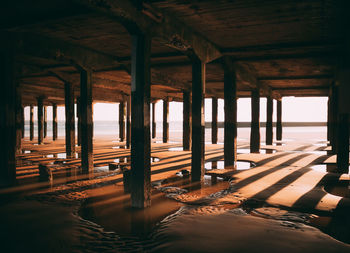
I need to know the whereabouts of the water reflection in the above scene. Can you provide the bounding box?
[205,161,255,170]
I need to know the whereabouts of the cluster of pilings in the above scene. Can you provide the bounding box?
[1,35,349,209]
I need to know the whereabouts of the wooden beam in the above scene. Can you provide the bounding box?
[43,106,47,138]
[191,56,205,182]
[80,69,94,173]
[276,99,282,141]
[336,113,349,173]
[162,98,169,143]
[223,57,237,167]
[74,0,221,63]
[12,32,119,71]
[183,91,191,151]
[250,89,260,153]
[152,102,156,139]
[0,48,17,186]
[37,97,44,144]
[266,96,273,145]
[76,97,81,146]
[211,97,218,144]
[235,63,281,100]
[126,95,131,149]
[119,101,126,141]
[130,33,151,208]
[29,105,34,141]
[52,103,58,141]
[64,82,75,157]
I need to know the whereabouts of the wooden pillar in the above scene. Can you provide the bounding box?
[183,91,192,151]
[223,58,237,168]
[130,33,151,208]
[64,82,75,157]
[151,102,156,139]
[76,97,81,146]
[266,96,273,145]
[330,86,339,152]
[336,113,349,173]
[250,89,260,153]
[43,106,47,138]
[119,101,126,141]
[29,105,34,141]
[126,95,131,149]
[191,56,205,182]
[21,106,24,138]
[276,99,282,141]
[80,69,94,173]
[37,97,44,144]
[0,47,17,186]
[211,97,218,144]
[15,83,22,153]
[163,98,169,143]
[52,103,58,141]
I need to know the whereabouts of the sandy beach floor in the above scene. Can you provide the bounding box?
[0,130,349,252]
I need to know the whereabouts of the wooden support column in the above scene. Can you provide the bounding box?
[80,69,94,173]
[250,89,260,153]
[43,106,47,138]
[15,91,22,154]
[76,97,81,146]
[191,56,205,182]
[52,103,58,141]
[119,101,126,141]
[29,105,34,141]
[336,113,349,173]
[223,58,237,168]
[330,86,339,152]
[37,97,44,144]
[211,97,218,144]
[183,91,191,151]
[65,82,75,157]
[163,98,169,143]
[151,102,156,139]
[130,33,151,208]
[0,47,17,186]
[266,96,273,145]
[126,95,131,149]
[21,106,24,139]
[276,99,282,141]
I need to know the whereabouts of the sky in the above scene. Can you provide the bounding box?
[24,97,328,122]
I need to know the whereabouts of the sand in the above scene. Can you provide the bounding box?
[0,132,349,252]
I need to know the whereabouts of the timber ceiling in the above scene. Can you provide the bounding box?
[1,0,346,105]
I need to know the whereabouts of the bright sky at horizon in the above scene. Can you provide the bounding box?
[24,97,328,123]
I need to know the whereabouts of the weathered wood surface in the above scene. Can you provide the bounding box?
[162,98,169,143]
[182,91,191,151]
[211,97,218,144]
[130,33,151,208]
[250,89,260,153]
[80,69,94,173]
[266,96,273,145]
[64,82,75,157]
[191,56,205,182]
[223,57,237,168]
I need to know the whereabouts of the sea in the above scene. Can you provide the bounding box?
[24,120,327,143]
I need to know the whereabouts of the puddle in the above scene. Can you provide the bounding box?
[205,161,255,170]
[79,185,182,238]
[56,153,80,159]
[324,180,350,198]
[168,147,183,151]
[310,164,346,173]
[112,146,127,149]
[237,149,276,154]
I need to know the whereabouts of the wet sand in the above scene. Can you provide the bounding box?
[0,130,349,252]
